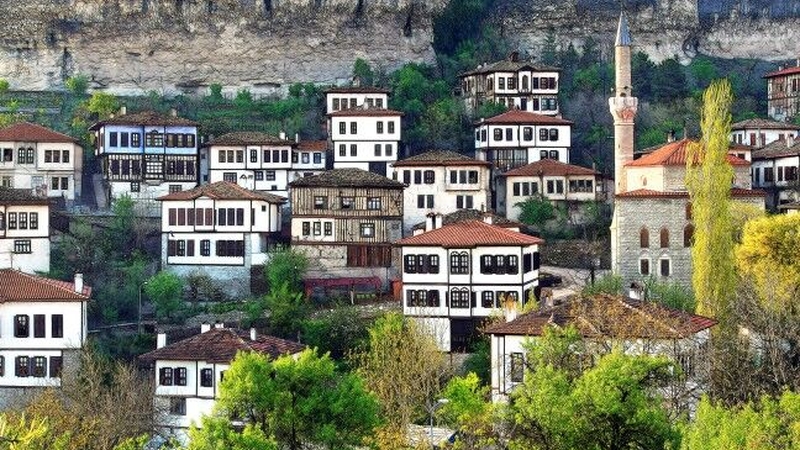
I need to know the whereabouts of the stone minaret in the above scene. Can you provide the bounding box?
[608,13,638,195]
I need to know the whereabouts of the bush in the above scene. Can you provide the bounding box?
[144,271,185,321]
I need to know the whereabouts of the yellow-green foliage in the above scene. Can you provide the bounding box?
[685,79,737,318]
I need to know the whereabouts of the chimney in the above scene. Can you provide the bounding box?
[119,106,127,116]
[628,282,643,300]
[482,213,494,225]
[214,321,224,329]
[433,213,443,230]
[73,273,84,293]
[279,131,286,140]
[788,134,795,148]
[250,327,257,341]
[169,108,177,117]
[666,130,676,143]
[425,212,435,231]
[295,133,299,143]
[157,333,167,349]
[200,323,211,333]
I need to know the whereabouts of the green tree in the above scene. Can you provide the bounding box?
[632,52,656,101]
[65,75,89,95]
[144,271,184,320]
[0,79,9,94]
[653,58,689,103]
[352,58,375,86]
[302,304,369,360]
[0,415,70,450]
[189,417,277,450]
[685,79,736,318]
[86,91,120,120]
[515,195,555,227]
[198,349,379,450]
[438,373,496,449]
[265,283,311,339]
[263,246,308,293]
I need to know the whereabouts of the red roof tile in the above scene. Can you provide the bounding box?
[327,108,403,117]
[626,139,750,167]
[764,65,800,78]
[296,140,327,151]
[392,150,490,167]
[485,294,717,339]
[503,159,598,177]
[616,188,765,199]
[157,181,286,203]
[0,122,78,143]
[0,269,91,301]
[138,327,305,364]
[395,220,543,248]
[478,110,573,126]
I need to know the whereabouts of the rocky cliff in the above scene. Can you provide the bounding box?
[0,0,443,95]
[494,0,800,63]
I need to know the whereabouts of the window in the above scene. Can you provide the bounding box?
[505,128,513,141]
[507,255,519,274]
[374,144,381,157]
[423,170,435,184]
[549,128,559,140]
[404,254,417,273]
[403,170,411,184]
[333,98,340,110]
[376,121,384,134]
[493,129,502,141]
[215,240,245,257]
[360,223,375,237]
[660,228,669,248]
[109,132,118,147]
[33,314,45,338]
[200,239,211,256]
[313,152,322,164]
[510,352,524,382]
[2,148,11,161]
[366,197,381,210]
[47,356,62,378]
[456,195,474,209]
[450,252,469,274]
[482,291,495,308]
[32,356,46,377]
[169,184,182,193]
[254,170,264,181]
[302,222,310,236]
[450,288,471,308]
[324,222,332,236]
[14,315,29,337]
[639,228,649,248]
[18,212,27,230]
[416,194,434,209]
[481,129,487,141]
[313,222,321,236]
[350,144,357,157]
[0,356,4,376]
[523,127,533,141]
[131,132,140,147]
[640,258,650,275]
[338,144,346,157]
[175,367,188,386]
[7,212,15,229]
[683,224,694,247]
[160,367,174,385]
[13,240,31,254]
[16,356,30,377]
[130,181,140,192]
[200,368,214,387]
[660,259,671,277]
[52,314,63,338]
[414,170,422,184]
[313,196,328,209]
[498,77,505,90]
[223,172,236,183]
[350,122,357,134]
[339,122,346,134]
[340,196,354,209]
[170,398,187,416]
[265,170,276,181]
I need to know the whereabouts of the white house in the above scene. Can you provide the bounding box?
[460,52,560,115]
[157,181,285,296]
[91,110,199,215]
[0,270,90,407]
[0,188,50,274]
[324,86,390,114]
[500,159,603,221]
[750,137,800,209]
[474,110,573,172]
[485,294,717,403]
[139,324,305,440]
[201,132,327,198]
[328,108,402,176]
[390,150,491,235]
[0,122,83,204]
[395,218,542,352]
[730,118,799,149]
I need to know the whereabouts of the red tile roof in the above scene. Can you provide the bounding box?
[477,110,573,126]
[411,210,522,231]
[392,150,490,167]
[157,181,286,203]
[324,86,391,94]
[625,139,750,167]
[138,327,305,364]
[764,65,800,78]
[503,159,598,177]
[395,220,543,248]
[296,140,327,152]
[0,122,78,143]
[327,108,403,117]
[616,188,765,199]
[89,111,198,130]
[0,269,91,301]
[731,118,800,131]
[485,294,717,339]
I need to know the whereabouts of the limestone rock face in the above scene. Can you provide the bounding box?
[0,0,445,95]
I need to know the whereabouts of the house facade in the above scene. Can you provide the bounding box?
[324,86,390,114]
[289,168,404,285]
[0,270,90,408]
[139,324,304,440]
[500,159,603,221]
[0,122,83,204]
[201,132,325,198]
[396,219,542,352]
[328,109,402,176]
[764,62,800,122]
[91,110,199,215]
[390,150,491,234]
[0,188,50,274]
[474,110,573,172]
[485,295,717,403]
[460,52,560,115]
[750,137,800,209]
[730,118,799,149]
[158,181,285,296]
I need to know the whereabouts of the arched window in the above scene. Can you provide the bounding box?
[660,228,670,248]
[639,227,649,248]
[685,202,692,220]
[522,75,529,91]
[683,224,694,247]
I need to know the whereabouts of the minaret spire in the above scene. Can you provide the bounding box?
[608,11,638,195]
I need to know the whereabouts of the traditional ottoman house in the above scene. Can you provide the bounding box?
[292,139,328,180]
[764,61,800,122]
[608,14,764,289]
[0,270,90,408]
[485,294,717,403]
[730,118,799,149]
[139,324,304,440]
[750,137,800,209]
[289,168,404,287]
[324,86,390,114]
[390,150,491,235]
[91,109,199,215]
[157,181,285,296]
[396,218,542,352]
[0,122,83,205]
[328,107,402,176]
[0,188,50,274]
[500,159,604,221]
[460,52,560,115]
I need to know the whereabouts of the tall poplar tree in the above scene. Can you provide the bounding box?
[685,79,736,319]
